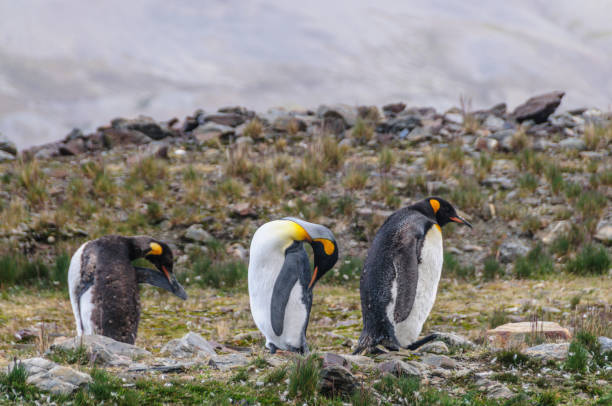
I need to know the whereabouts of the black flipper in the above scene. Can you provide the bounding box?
[270,242,309,337]
[393,234,420,324]
[135,267,188,300]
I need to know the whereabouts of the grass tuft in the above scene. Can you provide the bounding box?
[566,244,610,275]
[288,354,321,401]
[514,245,554,279]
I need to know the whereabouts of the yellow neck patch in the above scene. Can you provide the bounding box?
[290,222,311,242]
[314,238,335,255]
[148,242,163,256]
[430,199,440,214]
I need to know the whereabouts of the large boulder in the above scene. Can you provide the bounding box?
[512,91,565,123]
[523,343,570,361]
[111,116,175,140]
[487,322,571,347]
[318,365,358,399]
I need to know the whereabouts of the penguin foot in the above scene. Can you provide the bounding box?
[406,334,439,350]
[268,343,278,354]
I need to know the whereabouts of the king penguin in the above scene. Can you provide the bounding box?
[353,197,471,354]
[248,217,338,354]
[68,235,187,344]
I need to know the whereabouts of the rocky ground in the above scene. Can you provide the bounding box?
[0,91,611,404]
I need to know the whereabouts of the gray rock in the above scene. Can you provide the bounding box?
[112,116,174,140]
[50,335,150,366]
[378,360,424,377]
[483,115,506,132]
[127,359,197,373]
[208,353,249,371]
[8,358,92,395]
[559,138,586,150]
[594,216,612,244]
[183,224,212,243]
[420,354,458,370]
[599,336,612,352]
[539,220,571,245]
[419,341,449,354]
[0,150,16,162]
[432,332,476,349]
[481,176,514,190]
[498,238,530,263]
[0,133,17,155]
[319,365,358,398]
[322,353,350,369]
[316,104,358,128]
[477,378,514,399]
[203,113,246,128]
[161,332,216,358]
[490,129,515,141]
[512,91,564,124]
[524,343,569,361]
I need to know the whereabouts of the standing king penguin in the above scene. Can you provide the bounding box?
[68,235,187,344]
[248,218,338,353]
[354,197,471,354]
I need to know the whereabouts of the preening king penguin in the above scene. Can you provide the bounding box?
[68,235,187,344]
[354,197,471,354]
[248,217,338,354]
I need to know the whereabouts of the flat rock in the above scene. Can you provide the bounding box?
[419,341,449,354]
[378,359,424,377]
[523,342,569,361]
[8,358,91,395]
[318,365,358,399]
[127,359,197,373]
[342,354,377,369]
[498,238,530,263]
[512,91,564,123]
[420,354,458,370]
[208,353,249,371]
[112,116,174,140]
[487,322,571,347]
[322,353,350,369]
[161,332,216,358]
[50,335,150,366]
[559,138,586,150]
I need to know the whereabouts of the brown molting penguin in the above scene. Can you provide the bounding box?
[67,235,187,344]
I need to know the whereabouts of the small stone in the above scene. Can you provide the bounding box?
[0,133,17,155]
[498,238,530,263]
[559,138,586,150]
[378,360,424,377]
[183,224,212,243]
[481,177,514,190]
[594,216,612,244]
[318,366,358,398]
[524,343,569,361]
[419,341,449,354]
[477,378,514,399]
[486,322,571,347]
[483,115,506,132]
[161,332,216,358]
[208,353,250,371]
[382,102,406,115]
[432,332,476,349]
[420,354,458,370]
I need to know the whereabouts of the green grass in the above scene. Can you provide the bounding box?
[566,244,611,275]
[0,253,66,289]
[483,257,503,281]
[48,345,89,365]
[352,117,374,144]
[518,173,538,192]
[564,340,590,373]
[514,245,554,279]
[443,252,476,280]
[288,354,322,401]
[496,350,529,367]
[187,256,248,289]
[324,256,363,285]
[489,308,509,329]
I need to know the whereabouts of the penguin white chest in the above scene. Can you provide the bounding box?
[392,224,443,347]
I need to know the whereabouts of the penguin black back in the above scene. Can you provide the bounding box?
[354,197,471,354]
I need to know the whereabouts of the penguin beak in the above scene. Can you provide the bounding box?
[450,216,472,228]
[308,266,318,289]
[162,265,188,300]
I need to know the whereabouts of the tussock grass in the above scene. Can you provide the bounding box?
[566,244,611,275]
[482,257,503,281]
[343,164,369,190]
[352,117,375,144]
[288,354,322,401]
[18,159,47,208]
[224,144,252,180]
[378,147,396,174]
[290,160,325,190]
[242,118,263,139]
[186,254,247,289]
[584,122,612,150]
[514,245,554,279]
[450,177,483,210]
[443,252,475,280]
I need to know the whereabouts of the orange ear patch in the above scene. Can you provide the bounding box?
[314,238,335,255]
[430,199,440,214]
[148,242,163,256]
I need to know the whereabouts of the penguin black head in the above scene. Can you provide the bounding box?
[129,236,187,300]
[282,217,339,289]
[413,197,472,228]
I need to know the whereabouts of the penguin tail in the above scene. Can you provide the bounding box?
[406,333,439,350]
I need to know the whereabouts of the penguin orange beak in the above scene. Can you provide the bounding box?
[161,265,172,283]
[450,216,472,228]
[308,266,318,289]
